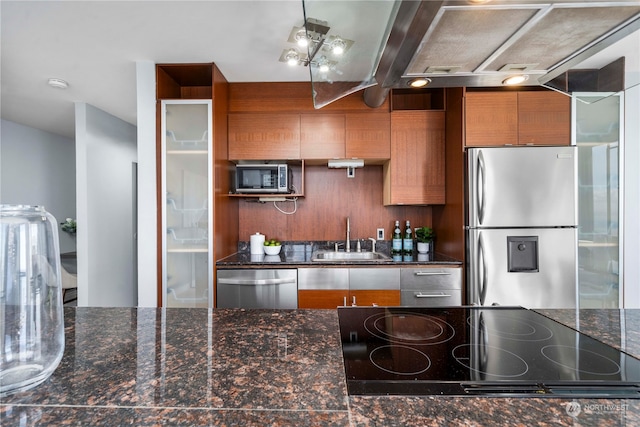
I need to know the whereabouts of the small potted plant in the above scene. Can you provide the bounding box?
[60,218,77,234]
[415,226,433,254]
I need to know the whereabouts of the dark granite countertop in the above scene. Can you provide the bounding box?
[1,307,638,426]
[535,309,640,359]
[217,241,462,268]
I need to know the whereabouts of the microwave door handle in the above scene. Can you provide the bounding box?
[477,150,486,226]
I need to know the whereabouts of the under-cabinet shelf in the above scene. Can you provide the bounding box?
[227,193,304,198]
[167,150,208,155]
[167,227,207,243]
[167,246,208,253]
[167,130,208,147]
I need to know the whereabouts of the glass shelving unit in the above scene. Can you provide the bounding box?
[573,93,623,309]
[161,100,212,308]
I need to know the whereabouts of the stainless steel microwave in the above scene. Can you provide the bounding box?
[234,164,291,193]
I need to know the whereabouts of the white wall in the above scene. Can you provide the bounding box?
[0,119,76,253]
[75,103,137,307]
[135,61,157,307]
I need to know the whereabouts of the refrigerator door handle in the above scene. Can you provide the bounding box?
[477,150,486,225]
[478,232,487,306]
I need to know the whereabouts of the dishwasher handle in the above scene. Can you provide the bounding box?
[217,277,296,286]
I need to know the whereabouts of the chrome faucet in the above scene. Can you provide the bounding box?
[346,217,351,252]
[368,237,377,253]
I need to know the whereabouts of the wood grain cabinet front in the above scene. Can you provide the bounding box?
[297,268,349,309]
[228,113,301,160]
[384,111,445,205]
[299,113,391,161]
[517,91,571,145]
[345,113,391,160]
[300,114,345,159]
[464,90,570,147]
[297,267,401,308]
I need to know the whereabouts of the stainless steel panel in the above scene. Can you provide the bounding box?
[467,228,577,308]
[297,268,349,290]
[467,147,577,228]
[216,269,297,309]
[400,290,462,307]
[349,268,400,290]
[400,268,462,290]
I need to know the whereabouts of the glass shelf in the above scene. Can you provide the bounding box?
[161,100,212,308]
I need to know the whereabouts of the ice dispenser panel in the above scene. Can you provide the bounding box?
[507,236,539,272]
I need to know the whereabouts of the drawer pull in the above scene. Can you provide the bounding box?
[414,272,452,276]
[415,292,451,298]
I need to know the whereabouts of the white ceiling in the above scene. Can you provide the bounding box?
[1,1,638,140]
[1,0,313,139]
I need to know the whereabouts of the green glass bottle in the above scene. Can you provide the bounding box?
[403,220,413,254]
[392,221,402,254]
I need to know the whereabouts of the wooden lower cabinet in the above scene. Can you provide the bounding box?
[349,290,401,307]
[298,267,401,308]
[298,290,348,309]
[297,289,401,308]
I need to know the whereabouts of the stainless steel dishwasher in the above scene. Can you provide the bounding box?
[216,269,298,309]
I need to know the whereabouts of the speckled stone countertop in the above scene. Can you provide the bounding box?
[1,307,638,426]
[217,241,462,268]
[535,309,640,359]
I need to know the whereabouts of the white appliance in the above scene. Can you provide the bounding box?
[466,146,578,308]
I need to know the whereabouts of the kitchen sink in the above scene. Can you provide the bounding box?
[311,251,392,262]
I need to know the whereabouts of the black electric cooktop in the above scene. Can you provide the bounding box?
[337,306,640,397]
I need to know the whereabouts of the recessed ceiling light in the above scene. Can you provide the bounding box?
[47,78,69,89]
[408,78,431,88]
[502,75,529,86]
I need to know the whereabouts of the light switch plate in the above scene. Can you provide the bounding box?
[377,228,385,240]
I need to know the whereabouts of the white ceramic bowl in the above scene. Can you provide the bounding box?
[263,244,282,255]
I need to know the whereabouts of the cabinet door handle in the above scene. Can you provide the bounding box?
[352,296,357,306]
[415,292,451,298]
[414,272,451,276]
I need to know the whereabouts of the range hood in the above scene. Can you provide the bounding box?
[302,0,640,109]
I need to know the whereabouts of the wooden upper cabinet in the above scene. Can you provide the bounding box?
[465,92,518,147]
[384,111,445,205]
[300,113,390,161]
[517,91,571,145]
[464,90,571,147]
[345,113,391,160]
[228,113,300,160]
[300,114,345,159]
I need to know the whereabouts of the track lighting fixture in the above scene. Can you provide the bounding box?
[279,18,354,72]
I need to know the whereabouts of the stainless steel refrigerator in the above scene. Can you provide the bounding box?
[466,146,577,308]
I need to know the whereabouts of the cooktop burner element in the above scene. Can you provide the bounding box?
[338,307,640,397]
[364,311,456,345]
